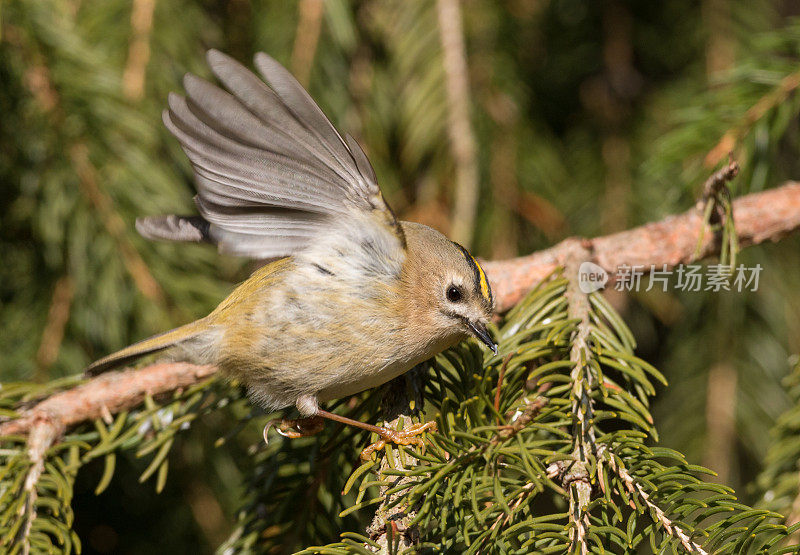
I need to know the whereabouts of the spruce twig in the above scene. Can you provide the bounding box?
[705,68,800,168]
[365,370,427,553]
[694,155,740,266]
[605,453,708,554]
[565,245,596,555]
[16,419,61,555]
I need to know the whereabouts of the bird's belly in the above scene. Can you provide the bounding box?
[316,358,414,402]
[315,334,458,402]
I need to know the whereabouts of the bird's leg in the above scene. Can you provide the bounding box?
[263,394,326,443]
[263,415,325,443]
[315,409,437,460]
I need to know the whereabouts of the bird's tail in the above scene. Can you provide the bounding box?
[85,320,208,376]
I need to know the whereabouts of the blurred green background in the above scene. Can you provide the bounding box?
[2,0,800,552]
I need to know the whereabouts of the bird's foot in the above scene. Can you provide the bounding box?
[360,420,437,460]
[263,415,325,444]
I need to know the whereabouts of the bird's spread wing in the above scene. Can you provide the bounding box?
[143,49,404,259]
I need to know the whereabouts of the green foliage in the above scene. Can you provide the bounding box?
[0,374,245,553]
[285,275,795,553]
[0,436,80,554]
[3,277,797,553]
[630,17,800,485]
[757,359,800,520]
[0,0,231,380]
[222,391,388,552]
[3,0,800,553]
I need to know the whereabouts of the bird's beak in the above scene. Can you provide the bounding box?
[467,320,498,355]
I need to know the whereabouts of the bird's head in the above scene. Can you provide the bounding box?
[401,223,497,355]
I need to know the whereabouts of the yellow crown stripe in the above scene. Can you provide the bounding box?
[469,253,491,302]
[453,241,492,305]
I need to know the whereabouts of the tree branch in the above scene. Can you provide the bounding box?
[1,363,216,436]
[290,0,324,88]
[437,0,480,248]
[3,182,800,438]
[604,453,708,554]
[121,0,156,101]
[365,368,427,553]
[485,181,800,312]
[564,245,596,555]
[17,419,61,555]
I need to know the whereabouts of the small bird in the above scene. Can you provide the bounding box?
[87,50,496,454]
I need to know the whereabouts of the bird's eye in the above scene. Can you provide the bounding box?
[446,285,463,303]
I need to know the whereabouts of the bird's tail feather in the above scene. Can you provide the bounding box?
[85,320,207,377]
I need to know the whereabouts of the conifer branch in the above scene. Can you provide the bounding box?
[0,182,797,441]
[705,68,800,168]
[361,370,429,553]
[1,182,800,440]
[566,246,597,458]
[605,453,708,554]
[365,414,420,553]
[0,363,216,437]
[485,180,800,312]
[700,157,739,203]
[565,246,596,555]
[17,419,60,555]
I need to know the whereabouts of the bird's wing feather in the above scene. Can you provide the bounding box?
[145,49,404,261]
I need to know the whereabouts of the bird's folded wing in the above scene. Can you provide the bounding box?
[143,49,404,259]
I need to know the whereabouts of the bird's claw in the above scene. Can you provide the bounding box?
[360,420,437,460]
[263,415,325,444]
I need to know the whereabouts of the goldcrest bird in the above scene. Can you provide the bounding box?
[86,50,496,452]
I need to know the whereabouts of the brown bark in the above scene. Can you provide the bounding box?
[1,363,216,437]
[484,181,800,312]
